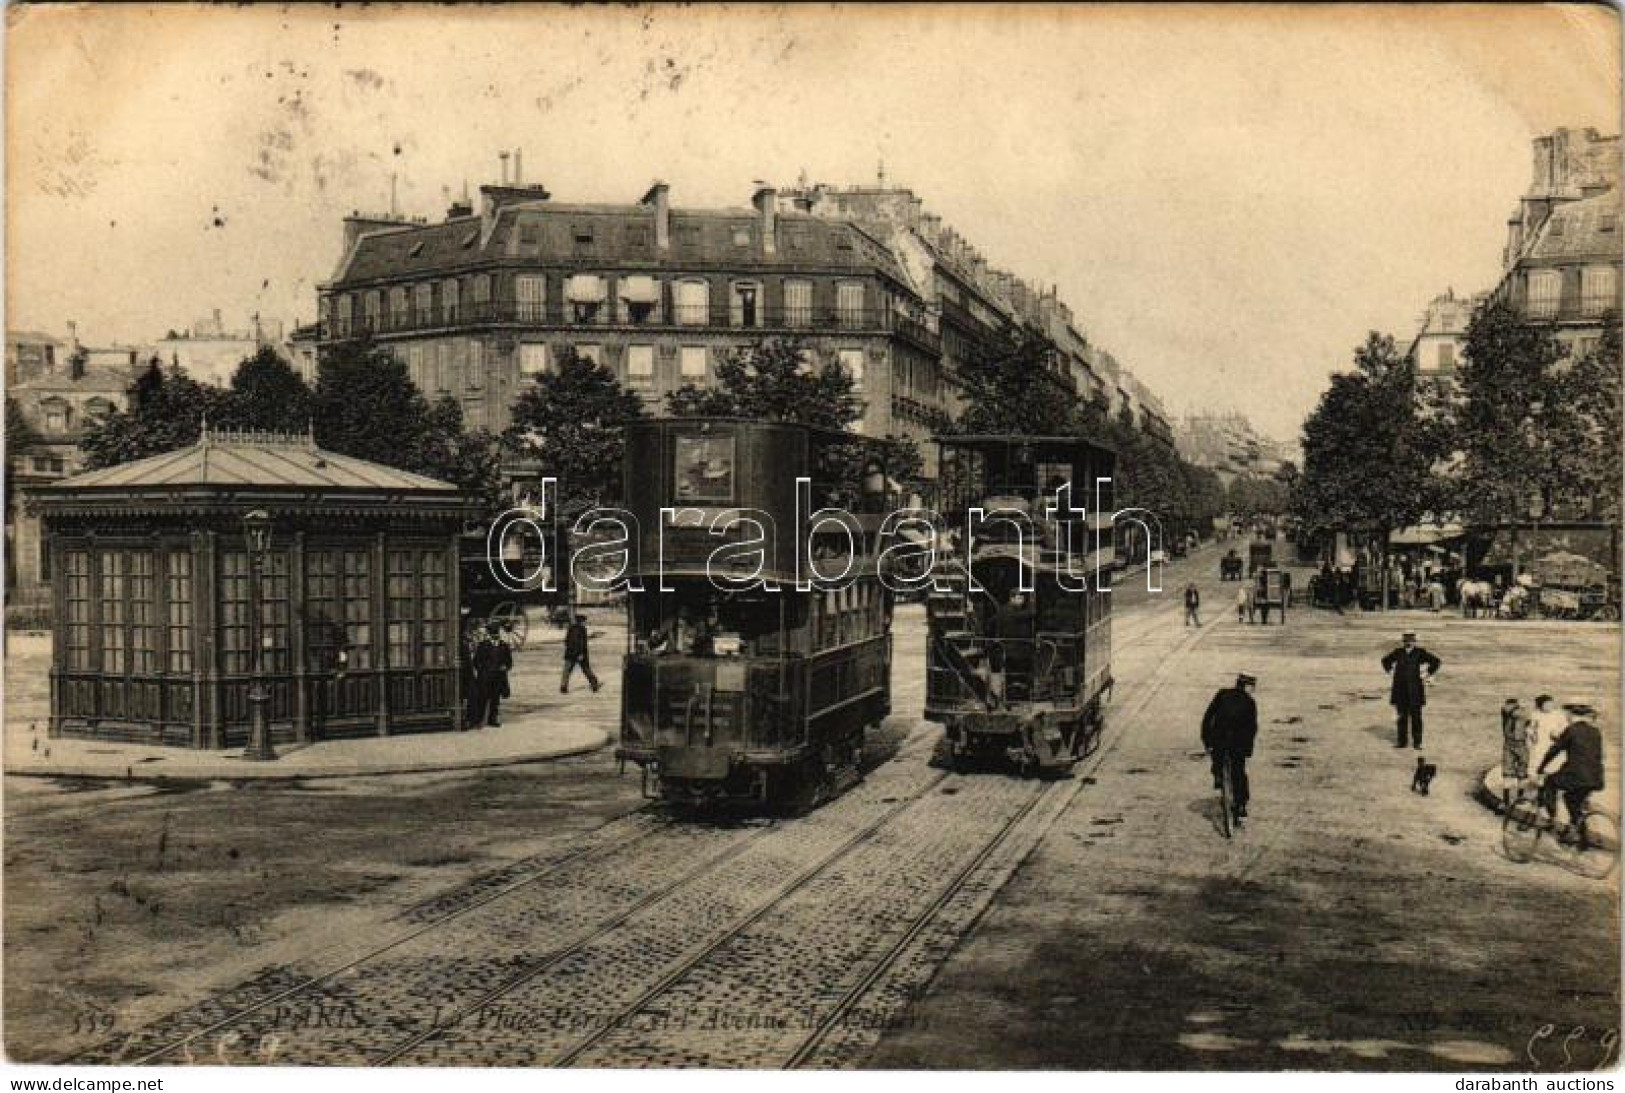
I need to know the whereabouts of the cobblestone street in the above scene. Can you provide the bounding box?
[9,547,1614,1068]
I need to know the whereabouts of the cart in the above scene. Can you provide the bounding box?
[1254,565,1288,624]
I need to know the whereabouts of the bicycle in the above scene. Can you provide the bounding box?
[1502,780,1619,879]
[1210,751,1237,839]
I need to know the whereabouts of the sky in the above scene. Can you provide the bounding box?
[7,3,1620,441]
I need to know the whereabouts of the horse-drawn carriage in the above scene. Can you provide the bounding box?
[1531,553,1620,621]
[1219,549,1244,581]
[1248,540,1273,577]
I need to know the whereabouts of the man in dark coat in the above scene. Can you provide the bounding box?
[475,622,514,726]
[1202,672,1259,822]
[561,612,601,694]
[1536,702,1605,844]
[1183,583,1201,627]
[1381,630,1441,749]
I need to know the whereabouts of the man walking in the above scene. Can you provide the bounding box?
[474,621,514,726]
[1184,583,1201,627]
[561,611,602,694]
[1381,630,1441,749]
[1202,672,1259,824]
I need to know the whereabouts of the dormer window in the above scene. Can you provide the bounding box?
[519,220,541,247]
[573,226,594,245]
[732,226,751,247]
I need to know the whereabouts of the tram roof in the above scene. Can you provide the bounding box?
[627,416,859,443]
[932,433,1118,457]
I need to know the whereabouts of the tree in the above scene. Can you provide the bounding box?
[665,337,862,431]
[1450,302,1573,524]
[1559,316,1623,522]
[954,326,1079,436]
[79,359,233,470]
[1293,332,1436,598]
[5,396,43,518]
[221,346,312,432]
[312,338,501,503]
[505,346,648,507]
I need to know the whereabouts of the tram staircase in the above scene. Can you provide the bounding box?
[927,557,997,711]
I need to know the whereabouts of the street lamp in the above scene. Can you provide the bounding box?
[241,508,278,761]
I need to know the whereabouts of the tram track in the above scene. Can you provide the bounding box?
[76,582,1205,1068]
[536,613,1220,1069]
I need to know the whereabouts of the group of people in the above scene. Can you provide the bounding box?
[1201,628,1606,849]
[462,610,603,729]
[1501,694,1606,839]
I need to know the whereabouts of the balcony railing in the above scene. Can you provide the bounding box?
[322,302,941,347]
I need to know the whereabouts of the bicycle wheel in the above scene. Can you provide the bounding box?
[1218,762,1234,839]
[1502,796,1545,863]
[1572,810,1620,880]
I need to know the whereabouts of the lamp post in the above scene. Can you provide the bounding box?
[242,508,278,761]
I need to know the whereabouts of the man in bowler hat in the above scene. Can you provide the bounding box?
[1381,631,1440,749]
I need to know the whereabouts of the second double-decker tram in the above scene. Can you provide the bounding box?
[615,418,894,813]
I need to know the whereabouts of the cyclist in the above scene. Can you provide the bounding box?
[1534,702,1605,847]
[1202,672,1258,823]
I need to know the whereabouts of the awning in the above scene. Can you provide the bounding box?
[619,275,658,304]
[565,274,606,303]
[1388,523,1465,546]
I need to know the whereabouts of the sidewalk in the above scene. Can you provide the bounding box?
[3,628,620,782]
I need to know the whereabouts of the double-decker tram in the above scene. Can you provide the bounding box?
[925,434,1117,776]
[615,418,894,813]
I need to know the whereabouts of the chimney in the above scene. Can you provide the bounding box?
[514,148,523,185]
[66,320,79,350]
[752,184,777,254]
[499,151,511,185]
[642,181,671,250]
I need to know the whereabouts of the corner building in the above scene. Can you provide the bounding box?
[316,178,945,448]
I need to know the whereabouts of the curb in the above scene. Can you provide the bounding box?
[5,731,612,784]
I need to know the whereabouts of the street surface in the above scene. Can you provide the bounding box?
[3,543,1618,1067]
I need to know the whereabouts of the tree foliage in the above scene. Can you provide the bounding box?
[1292,332,1435,541]
[665,337,862,431]
[1447,302,1576,523]
[79,359,234,470]
[954,326,1079,436]
[505,345,648,507]
[220,346,312,432]
[313,338,501,505]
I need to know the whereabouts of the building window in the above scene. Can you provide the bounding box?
[336,295,353,337]
[64,551,91,671]
[783,280,812,327]
[519,342,550,376]
[732,226,751,247]
[838,348,866,389]
[433,342,452,392]
[626,344,655,388]
[342,549,373,669]
[364,291,382,332]
[472,274,492,318]
[680,345,707,379]
[387,550,416,668]
[519,219,541,248]
[414,283,433,326]
[565,274,606,323]
[1436,343,1455,370]
[836,281,865,325]
[406,344,427,389]
[420,550,448,667]
[166,549,192,674]
[730,282,761,328]
[467,340,484,389]
[576,344,602,366]
[129,551,156,675]
[676,279,709,325]
[442,279,460,323]
[304,550,340,669]
[1526,270,1561,318]
[389,286,410,328]
[42,401,69,433]
[1581,265,1618,316]
[620,275,660,324]
[516,275,546,322]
